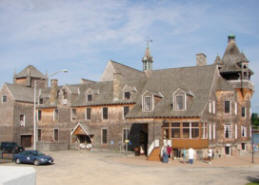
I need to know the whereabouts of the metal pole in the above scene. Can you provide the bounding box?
[33,81,37,150]
[252,127,254,163]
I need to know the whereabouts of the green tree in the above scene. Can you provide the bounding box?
[251,113,259,126]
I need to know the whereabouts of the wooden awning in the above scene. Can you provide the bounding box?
[71,122,91,136]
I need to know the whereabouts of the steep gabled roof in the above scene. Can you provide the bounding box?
[15,65,46,79]
[126,65,219,118]
[4,83,34,103]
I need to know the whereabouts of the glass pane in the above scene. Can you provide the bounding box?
[225,101,230,113]
[164,129,169,139]
[176,95,183,110]
[192,122,199,127]
[171,128,180,138]
[145,96,152,111]
[171,122,180,127]
[192,128,199,138]
[183,122,189,127]
[183,128,189,138]
[162,122,169,127]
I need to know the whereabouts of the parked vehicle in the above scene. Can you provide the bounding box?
[13,150,54,166]
[0,142,24,154]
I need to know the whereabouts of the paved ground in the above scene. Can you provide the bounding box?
[2,150,259,185]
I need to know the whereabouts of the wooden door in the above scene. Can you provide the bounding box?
[21,135,32,148]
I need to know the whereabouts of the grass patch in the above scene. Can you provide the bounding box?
[246,183,259,185]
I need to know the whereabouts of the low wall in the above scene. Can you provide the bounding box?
[37,142,69,151]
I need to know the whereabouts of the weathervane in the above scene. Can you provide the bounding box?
[146,38,153,48]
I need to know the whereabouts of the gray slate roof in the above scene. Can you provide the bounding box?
[5,83,34,103]
[15,65,46,79]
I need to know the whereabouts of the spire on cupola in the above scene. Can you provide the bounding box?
[142,40,153,71]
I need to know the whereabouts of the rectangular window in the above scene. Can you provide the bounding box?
[225,101,230,113]
[208,102,212,113]
[191,122,199,138]
[171,122,180,138]
[101,128,107,144]
[224,124,232,138]
[202,122,207,139]
[123,106,129,119]
[241,143,246,150]
[103,107,108,120]
[38,129,41,141]
[123,128,129,143]
[39,98,44,104]
[2,95,7,103]
[176,95,184,110]
[53,109,59,121]
[213,123,216,140]
[182,122,190,138]
[242,107,246,117]
[241,126,247,137]
[124,92,131,100]
[38,110,42,121]
[54,129,58,142]
[71,108,77,120]
[86,108,91,120]
[20,114,25,127]
[87,94,92,101]
[208,123,212,140]
[144,96,152,112]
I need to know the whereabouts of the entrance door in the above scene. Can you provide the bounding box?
[21,135,32,148]
[225,146,230,155]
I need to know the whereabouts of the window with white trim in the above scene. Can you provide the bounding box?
[86,108,91,120]
[102,107,108,120]
[202,122,207,139]
[191,122,199,138]
[124,92,131,100]
[123,106,129,119]
[183,122,190,138]
[101,128,108,144]
[2,95,7,103]
[213,123,216,139]
[175,94,185,111]
[208,123,212,140]
[54,128,59,141]
[53,109,59,121]
[212,101,216,114]
[224,124,232,138]
[20,114,25,127]
[171,122,180,138]
[208,102,212,113]
[241,126,247,137]
[241,107,246,118]
[143,96,152,112]
[87,94,92,102]
[224,101,230,114]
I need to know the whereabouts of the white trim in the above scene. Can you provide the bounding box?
[85,107,91,120]
[19,114,26,127]
[142,95,153,112]
[208,123,212,140]
[234,102,237,115]
[235,124,238,139]
[70,122,90,135]
[208,102,212,113]
[212,101,216,114]
[213,123,216,140]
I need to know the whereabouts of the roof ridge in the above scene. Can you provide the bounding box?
[110,60,144,73]
[152,64,216,72]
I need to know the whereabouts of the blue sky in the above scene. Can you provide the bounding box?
[0,0,259,112]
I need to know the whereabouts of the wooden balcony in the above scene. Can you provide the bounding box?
[172,138,208,149]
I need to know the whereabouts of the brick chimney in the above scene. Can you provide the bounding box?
[50,79,58,105]
[196,53,207,66]
[113,73,122,101]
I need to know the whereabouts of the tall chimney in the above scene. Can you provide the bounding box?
[50,79,58,105]
[196,53,207,66]
[113,73,122,101]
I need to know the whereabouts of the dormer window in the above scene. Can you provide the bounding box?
[87,94,92,102]
[173,89,186,111]
[2,95,7,103]
[143,96,152,112]
[124,92,131,100]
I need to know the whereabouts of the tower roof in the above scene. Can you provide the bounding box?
[15,65,46,79]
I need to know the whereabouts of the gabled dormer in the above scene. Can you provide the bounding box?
[172,88,187,111]
[85,88,93,102]
[142,91,154,112]
[122,84,137,101]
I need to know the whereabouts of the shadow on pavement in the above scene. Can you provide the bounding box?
[247,176,259,183]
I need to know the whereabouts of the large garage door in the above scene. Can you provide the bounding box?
[21,135,32,148]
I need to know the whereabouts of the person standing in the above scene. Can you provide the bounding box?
[208,148,213,161]
[188,148,195,164]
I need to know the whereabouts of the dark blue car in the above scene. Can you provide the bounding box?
[13,150,54,165]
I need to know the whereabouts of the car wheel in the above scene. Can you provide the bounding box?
[34,160,40,166]
[15,158,21,164]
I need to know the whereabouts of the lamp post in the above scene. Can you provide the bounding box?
[33,69,68,150]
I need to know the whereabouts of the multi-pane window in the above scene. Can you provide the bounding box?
[87,94,92,102]
[183,122,190,138]
[124,92,131,100]
[102,128,107,144]
[163,122,169,139]
[241,126,247,137]
[53,109,59,121]
[20,114,25,127]
[54,129,58,141]
[123,106,129,119]
[38,129,41,141]
[242,107,246,117]
[191,122,199,138]
[103,107,108,120]
[2,95,7,103]
[38,110,42,121]
[144,96,152,112]
[202,122,207,139]
[224,101,230,113]
[171,122,180,138]
[71,108,77,120]
[86,108,91,120]
[224,124,232,138]
[39,98,44,104]
[176,95,184,110]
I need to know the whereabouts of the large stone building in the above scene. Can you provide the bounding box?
[0,35,254,159]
